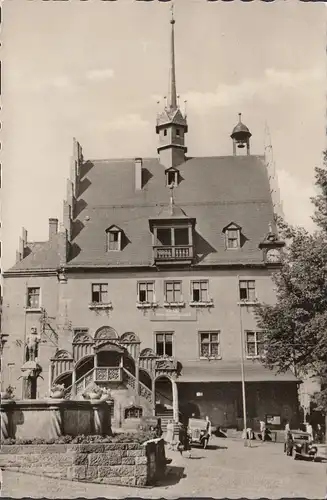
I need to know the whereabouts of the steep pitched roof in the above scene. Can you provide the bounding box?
[8,237,61,272]
[6,154,275,271]
[65,155,275,267]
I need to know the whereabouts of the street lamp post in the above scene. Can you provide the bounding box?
[237,276,249,447]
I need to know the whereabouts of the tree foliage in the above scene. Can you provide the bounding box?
[255,152,327,413]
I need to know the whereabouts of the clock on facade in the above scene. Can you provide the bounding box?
[266,248,281,263]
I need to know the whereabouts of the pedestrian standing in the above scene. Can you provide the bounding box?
[165,419,174,450]
[260,419,266,441]
[306,422,314,442]
[178,422,192,458]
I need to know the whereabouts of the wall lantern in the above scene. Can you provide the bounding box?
[196,392,203,397]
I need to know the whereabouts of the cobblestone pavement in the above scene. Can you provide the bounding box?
[1,437,326,499]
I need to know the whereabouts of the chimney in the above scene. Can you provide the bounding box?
[49,218,58,241]
[135,157,143,191]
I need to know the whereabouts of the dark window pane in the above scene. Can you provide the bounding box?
[139,290,146,302]
[193,288,200,301]
[200,344,210,357]
[165,342,173,356]
[240,288,247,300]
[156,342,164,356]
[157,229,171,246]
[174,227,189,246]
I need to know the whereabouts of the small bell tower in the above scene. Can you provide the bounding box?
[231,113,252,156]
[156,6,188,169]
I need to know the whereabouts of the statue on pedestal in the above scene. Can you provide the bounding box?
[26,327,41,362]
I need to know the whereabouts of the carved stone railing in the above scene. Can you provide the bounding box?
[95,367,122,382]
[123,368,153,403]
[153,245,193,262]
[75,368,95,395]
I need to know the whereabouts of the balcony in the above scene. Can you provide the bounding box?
[94,367,122,383]
[153,245,194,265]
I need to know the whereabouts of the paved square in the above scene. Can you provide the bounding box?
[1,437,326,499]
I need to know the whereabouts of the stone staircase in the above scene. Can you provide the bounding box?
[65,366,153,406]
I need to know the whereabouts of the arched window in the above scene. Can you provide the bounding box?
[124,406,143,419]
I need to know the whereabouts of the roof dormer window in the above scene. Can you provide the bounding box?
[223,222,242,250]
[166,168,179,187]
[106,225,122,252]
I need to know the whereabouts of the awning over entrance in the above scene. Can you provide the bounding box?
[178,360,299,383]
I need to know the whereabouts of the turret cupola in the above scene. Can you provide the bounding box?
[231,113,252,156]
[156,8,188,169]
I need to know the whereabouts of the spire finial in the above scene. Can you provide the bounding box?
[170,2,175,24]
[167,3,177,110]
[238,112,242,122]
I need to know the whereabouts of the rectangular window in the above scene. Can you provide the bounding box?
[157,228,172,246]
[227,229,240,249]
[199,331,220,359]
[91,283,108,304]
[107,231,121,251]
[239,280,256,301]
[167,171,178,186]
[138,281,154,303]
[27,287,40,309]
[176,129,180,137]
[164,281,182,303]
[246,331,264,358]
[155,332,173,357]
[191,280,209,302]
[174,227,189,246]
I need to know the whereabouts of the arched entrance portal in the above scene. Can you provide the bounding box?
[154,375,179,426]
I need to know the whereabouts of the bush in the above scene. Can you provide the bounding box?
[1,430,156,446]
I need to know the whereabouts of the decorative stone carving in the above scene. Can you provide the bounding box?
[72,332,93,344]
[53,349,73,360]
[0,408,9,440]
[94,326,118,342]
[49,406,62,439]
[140,348,157,358]
[26,327,41,362]
[120,332,140,343]
[156,358,177,371]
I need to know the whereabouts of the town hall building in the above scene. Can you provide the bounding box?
[2,14,299,432]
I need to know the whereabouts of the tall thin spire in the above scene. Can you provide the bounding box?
[167,4,177,110]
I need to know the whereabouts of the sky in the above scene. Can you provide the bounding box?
[2,0,326,270]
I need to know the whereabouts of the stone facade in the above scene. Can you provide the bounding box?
[0,439,166,487]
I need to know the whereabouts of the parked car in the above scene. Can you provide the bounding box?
[188,418,210,448]
[284,430,318,461]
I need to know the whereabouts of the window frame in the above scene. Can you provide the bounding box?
[199,331,221,360]
[245,330,264,359]
[106,228,122,252]
[164,280,183,304]
[137,280,155,305]
[154,331,174,357]
[226,228,240,250]
[190,280,210,303]
[26,287,41,310]
[91,283,109,304]
[239,280,256,302]
[166,170,178,187]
